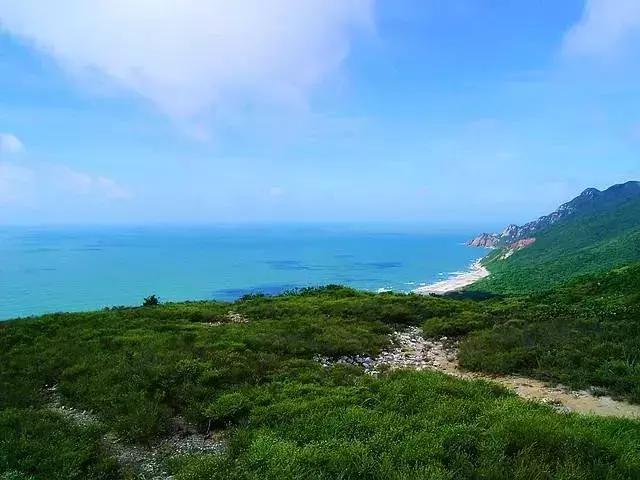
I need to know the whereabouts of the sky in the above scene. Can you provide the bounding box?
[0,0,639,227]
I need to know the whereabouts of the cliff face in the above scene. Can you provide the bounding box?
[468,233,500,248]
[468,181,640,252]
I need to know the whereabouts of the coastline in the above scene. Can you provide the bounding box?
[414,260,489,295]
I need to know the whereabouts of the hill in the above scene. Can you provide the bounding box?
[2,288,640,479]
[469,181,640,293]
[468,181,640,248]
[435,263,640,403]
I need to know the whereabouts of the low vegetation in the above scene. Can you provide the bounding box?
[455,264,640,403]
[2,281,640,479]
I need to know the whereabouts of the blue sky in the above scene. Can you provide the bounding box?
[0,0,639,227]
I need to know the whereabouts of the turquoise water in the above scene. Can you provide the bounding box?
[0,225,485,320]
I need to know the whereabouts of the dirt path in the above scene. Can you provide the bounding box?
[316,327,640,419]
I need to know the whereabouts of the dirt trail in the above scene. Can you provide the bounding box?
[317,327,640,419]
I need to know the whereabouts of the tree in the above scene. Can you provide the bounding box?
[142,294,159,307]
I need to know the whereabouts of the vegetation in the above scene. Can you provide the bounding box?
[142,294,160,307]
[0,408,119,480]
[167,371,640,480]
[473,197,640,294]
[2,283,640,479]
[454,263,640,403]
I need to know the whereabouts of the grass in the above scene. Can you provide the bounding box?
[0,408,119,480]
[2,284,640,478]
[169,372,640,480]
[433,264,640,402]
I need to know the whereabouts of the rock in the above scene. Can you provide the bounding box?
[468,182,640,251]
[467,233,500,248]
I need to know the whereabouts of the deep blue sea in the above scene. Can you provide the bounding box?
[0,225,486,320]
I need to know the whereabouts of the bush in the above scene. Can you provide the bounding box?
[204,392,250,426]
[143,294,160,307]
[0,408,119,480]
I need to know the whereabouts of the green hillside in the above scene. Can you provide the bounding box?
[446,263,640,402]
[473,196,640,294]
[3,288,640,479]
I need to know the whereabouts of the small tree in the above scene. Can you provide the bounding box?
[142,294,159,307]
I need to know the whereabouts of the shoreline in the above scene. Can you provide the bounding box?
[413,260,489,295]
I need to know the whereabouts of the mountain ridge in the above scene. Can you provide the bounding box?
[468,180,640,249]
[469,180,640,294]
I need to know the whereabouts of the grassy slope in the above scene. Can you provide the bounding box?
[445,264,640,402]
[472,197,640,294]
[2,287,640,479]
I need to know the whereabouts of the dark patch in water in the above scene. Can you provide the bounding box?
[23,267,57,274]
[265,260,330,271]
[265,260,313,271]
[355,261,402,269]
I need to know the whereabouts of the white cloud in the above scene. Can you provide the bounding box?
[0,161,132,206]
[96,176,133,200]
[0,133,24,153]
[54,165,132,200]
[564,0,640,57]
[55,166,93,195]
[0,1,373,122]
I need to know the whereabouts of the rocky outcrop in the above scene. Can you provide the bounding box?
[313,327,457,375]
[499,238,536,259]
[512,237,536,250]
[468,181,640,252]
[468,233,500,248]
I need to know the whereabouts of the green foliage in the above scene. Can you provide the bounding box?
[474,197,640,294]
[142,294,160,307]
[167,372,640,480]
[205,392,249,426]
[2,282,640,478]
[457,264,640,401]
[422,310,490,337]
[0,408,119,480]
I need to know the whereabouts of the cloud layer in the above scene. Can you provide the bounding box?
[0,0,372,121]
[564,0,640,57]
[0,133,24,153]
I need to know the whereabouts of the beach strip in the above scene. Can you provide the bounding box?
[414,261,489,295]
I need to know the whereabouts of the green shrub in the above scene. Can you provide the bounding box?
[0,408,119,480]
[142,294,160,307]
[3,276,640,478]
[204,392,250,426]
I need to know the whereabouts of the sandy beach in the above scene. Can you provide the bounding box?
[414,260,489,295]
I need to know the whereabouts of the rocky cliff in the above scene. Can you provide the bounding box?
[467,233,500,248]
[468,181,640,251]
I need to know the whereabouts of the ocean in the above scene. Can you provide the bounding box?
[0,225,485,320]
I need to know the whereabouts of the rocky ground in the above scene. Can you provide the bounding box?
[314,326,458,375]
[315,327,640,419]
